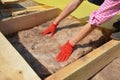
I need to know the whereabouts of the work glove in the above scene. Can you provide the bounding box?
[56,41,74,62]
[42,22,57,37]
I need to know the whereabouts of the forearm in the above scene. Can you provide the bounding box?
[69,23,97,46]
[69,0,120,46]
[54,0,83,24]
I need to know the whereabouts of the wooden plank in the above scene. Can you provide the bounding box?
[45,40,120,80]
[0,0,25,4]
[0,32,41,80]
[12,5,52,16]
[0,0,45,18]
[0,8,61,35]
[0,6,52,17]
[91,57,120,80]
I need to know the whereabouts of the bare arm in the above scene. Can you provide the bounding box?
[56,23,97,62]
[69,23,97,46]
[54,0,83,24]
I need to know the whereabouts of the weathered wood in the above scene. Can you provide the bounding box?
[91,57,120,80]
[0,0,49,18]
[0,8,61,35]
[0,0,25,4]
[0,32,41,80]
[45,40,120,80]
[1,6,52,17]
[12,5,52,16]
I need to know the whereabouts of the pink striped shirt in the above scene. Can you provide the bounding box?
[89,0,120,26]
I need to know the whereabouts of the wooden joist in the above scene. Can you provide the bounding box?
[12,5,52,16]
[0,0,25,4]
[0,8,61,35]
[0,5,53,17]
[0,32,41,80]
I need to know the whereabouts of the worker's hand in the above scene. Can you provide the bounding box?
[42,22,57,37]
[56,41,74,62]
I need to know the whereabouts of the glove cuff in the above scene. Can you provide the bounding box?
[52,22,58,27]
[67,41,74,48]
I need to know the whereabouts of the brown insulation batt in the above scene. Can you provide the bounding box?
[7,16,109,76]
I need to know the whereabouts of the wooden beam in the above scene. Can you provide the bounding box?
[0,8,61,35]
[0,32,41,80]
[0,5,53,17]
[0,0,25,4]
[45,40,120,80]
[12,6,52,16]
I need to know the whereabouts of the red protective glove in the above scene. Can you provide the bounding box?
[42,22,57,37]
[56,41,74,62]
